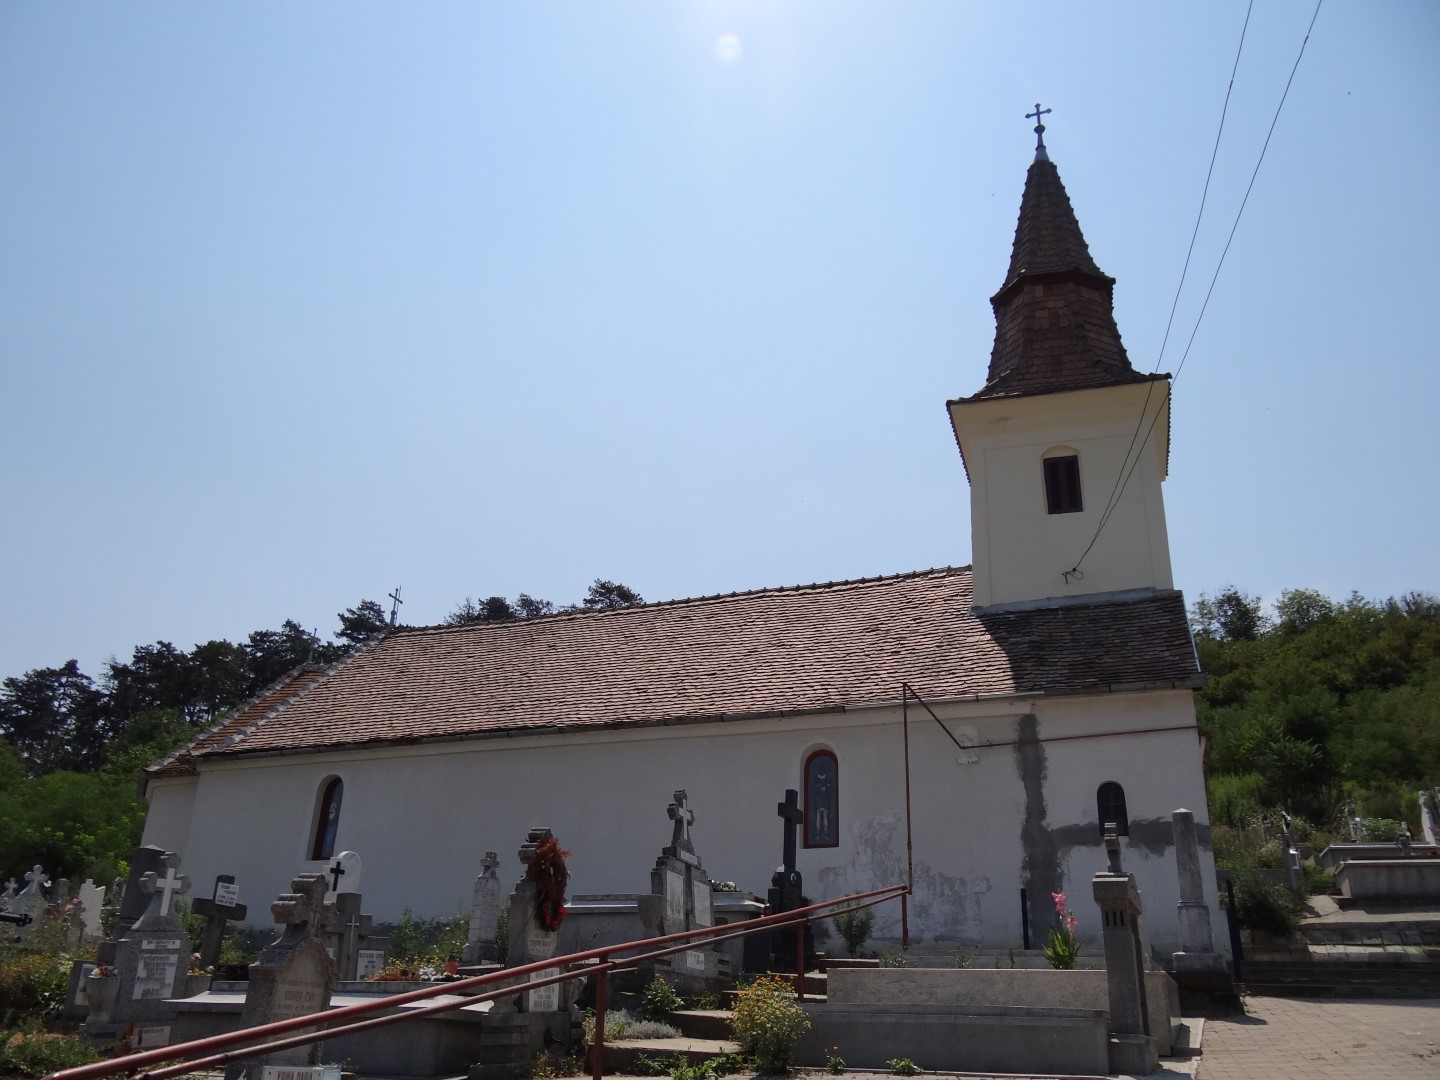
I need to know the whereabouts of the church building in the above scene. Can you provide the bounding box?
[141,130,1219,961]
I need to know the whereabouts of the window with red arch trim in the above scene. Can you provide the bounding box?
[803,749,839,848]
[310,777,344,860]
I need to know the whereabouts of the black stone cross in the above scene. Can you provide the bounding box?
[192,874,248,970]
[1026,102,1051,151]
[777,789,805,873]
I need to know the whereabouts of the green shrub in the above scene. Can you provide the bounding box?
[1361,817,1405,843]
[832,907,875,958]
[0,1028,102,1077]
[887,1057,921,1075]
[639,975,684,1020]
[672,1053,745,1080]
[0,951,70,1026]
[730,973,810,1074]
[1227,873,1303,936]
[1302,863,1335,897]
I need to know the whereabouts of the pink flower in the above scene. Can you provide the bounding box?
[1052,891,1067,914]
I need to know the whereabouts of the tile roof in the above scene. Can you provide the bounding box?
[166,568,1201,763]
[964,156,1161,402]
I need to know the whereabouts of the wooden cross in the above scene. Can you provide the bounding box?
[1026,102,1051,152]
[668,789,695,849]
[192,875,249,969]
[777,789,805,873]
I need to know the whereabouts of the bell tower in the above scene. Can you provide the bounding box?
[950,113,1175,611]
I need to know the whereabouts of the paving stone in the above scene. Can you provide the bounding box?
[1197,995,1440,1079]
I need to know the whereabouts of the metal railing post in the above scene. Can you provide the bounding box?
[794,919,806,1001]
[591,955,608,1080]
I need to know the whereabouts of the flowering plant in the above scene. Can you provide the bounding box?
[1042,891,1079,970]
[730,974,810,1073]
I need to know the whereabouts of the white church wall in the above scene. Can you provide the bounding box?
[956,383,1174,609]
[142,777,197,858]
[142,685,1219,963]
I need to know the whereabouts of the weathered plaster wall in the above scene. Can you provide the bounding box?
[140,687,1220,960]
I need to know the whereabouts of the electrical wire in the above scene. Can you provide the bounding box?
[1064,0,1321,582]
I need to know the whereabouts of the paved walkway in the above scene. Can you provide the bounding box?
[1198,995,1440,1079]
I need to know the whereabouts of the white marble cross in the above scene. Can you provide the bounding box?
[141,856,190,917]
[21,866,49,895]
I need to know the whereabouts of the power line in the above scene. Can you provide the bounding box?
[1064,0,1322,583]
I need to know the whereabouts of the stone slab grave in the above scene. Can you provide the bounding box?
[461,851,503,965]
[224,873,338,1080]
[469,828,584,1080]
[635,789,727,991]
[88,851,192,1050]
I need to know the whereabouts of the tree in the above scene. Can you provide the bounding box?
[1273,588,1336,637]
[446,596,521,625]
[514,593,555,619]
[336,599,390,646]
[1190,587,1268,642]
[580,579,644,611]
[244,620,332,692]
[0,661,109,775]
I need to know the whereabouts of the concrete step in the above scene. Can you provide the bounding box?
[601,1037,742,1073]
[668,1009,733,1041]
[1242,957,1440,998]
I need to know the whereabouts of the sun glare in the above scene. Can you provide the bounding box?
[715,32,743,63]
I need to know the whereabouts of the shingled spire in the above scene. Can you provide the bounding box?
[966,148,1162,401]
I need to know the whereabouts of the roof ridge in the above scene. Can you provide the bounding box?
[394,565,975,639]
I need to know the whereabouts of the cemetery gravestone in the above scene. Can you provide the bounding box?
[76,879,107,944]
[1092,823,1157,1077]
[324,850,362,904]
[192,875,248,971]
[10,866,50,944]
[462,851,503,964]
[100,852,191,1048]
[224,874,337,1080]
[472,831,581,1080]
[636,790,723,987]
[768,789,814,970]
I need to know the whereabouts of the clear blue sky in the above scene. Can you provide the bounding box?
[2,2,1437,682]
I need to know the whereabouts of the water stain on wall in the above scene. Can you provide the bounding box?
[1015,712,1061,943]
[815,810,992,943]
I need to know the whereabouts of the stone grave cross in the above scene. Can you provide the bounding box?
[2,878,16,901]
[25,865,50,894]
[133,855,190,930]
[668,790,696,853]
[323,850,362,903]
[1104,821,1123,875]
[192,875,249,970]
[777,789,804,873]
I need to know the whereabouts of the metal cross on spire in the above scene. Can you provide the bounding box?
[388,586,404,627]
[1026,103,1052,161]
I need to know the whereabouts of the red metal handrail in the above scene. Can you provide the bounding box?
[48,883,908,1080]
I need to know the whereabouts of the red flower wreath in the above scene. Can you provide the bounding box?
[527,836,570,932]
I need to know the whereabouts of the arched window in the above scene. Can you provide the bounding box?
[1097,781,1129,839]
[804,749,839,849]
[310,777,344,860]
[1043,447,1083,515]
